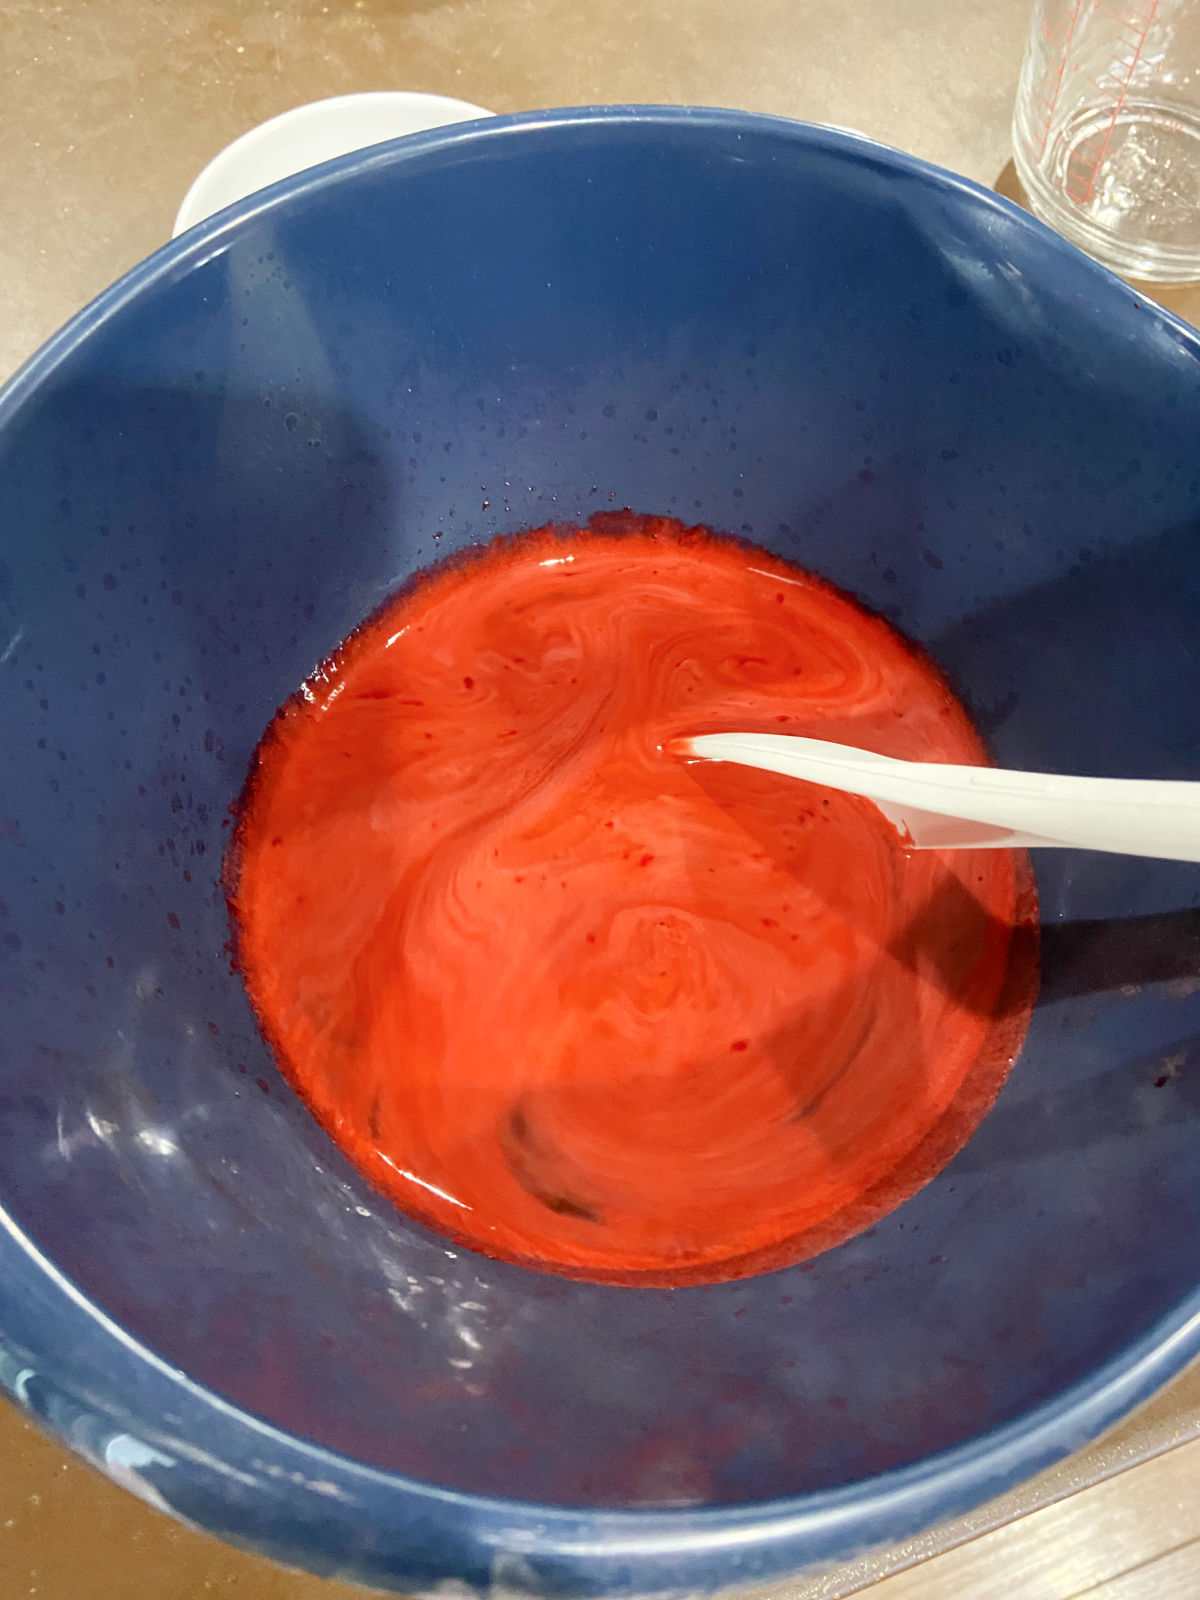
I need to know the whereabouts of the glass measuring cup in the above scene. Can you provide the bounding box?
[1013,0,1200,281]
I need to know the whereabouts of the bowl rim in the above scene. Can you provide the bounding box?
[3,102,1200,1594]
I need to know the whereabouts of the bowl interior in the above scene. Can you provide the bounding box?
[4,114,1200,1512]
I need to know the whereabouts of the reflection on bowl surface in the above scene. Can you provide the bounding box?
[3,107,1200,1598]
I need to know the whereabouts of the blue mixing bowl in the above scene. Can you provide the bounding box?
[3,107,1200,1595]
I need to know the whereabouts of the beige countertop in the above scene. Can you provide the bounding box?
[2,1,1199,1595]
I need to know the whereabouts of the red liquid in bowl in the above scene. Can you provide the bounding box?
[228,513,1037,1286]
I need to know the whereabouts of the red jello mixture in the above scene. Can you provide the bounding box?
[228,513,1037,1286]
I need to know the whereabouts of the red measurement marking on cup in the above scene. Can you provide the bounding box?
[1043,0,1164,206]
[1033,0,1087,159]
[1066,0,1159,204]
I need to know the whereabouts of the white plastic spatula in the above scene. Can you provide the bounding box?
[681,733,1200,863]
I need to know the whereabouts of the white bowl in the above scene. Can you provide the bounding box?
[173,91,495,236]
